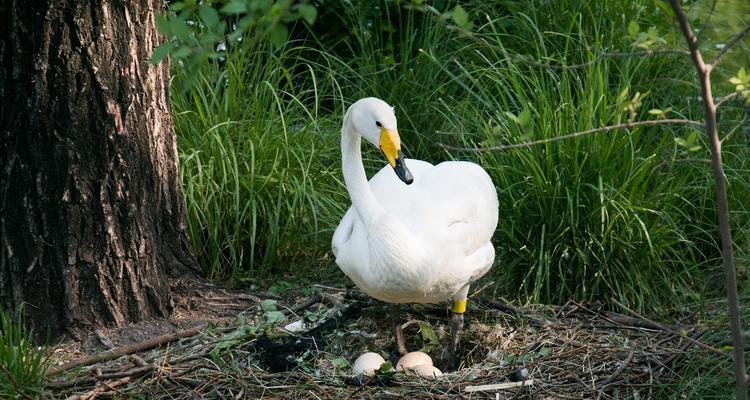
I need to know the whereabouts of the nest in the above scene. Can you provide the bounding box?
[46,289,706,399]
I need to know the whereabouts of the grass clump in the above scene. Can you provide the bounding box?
[171,0,749,312]
[173,46,350,282]
[0,309,48,398]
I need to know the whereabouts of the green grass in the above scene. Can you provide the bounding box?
[652,288,750,399]
[0,310,49,398]
[171,0,749,314]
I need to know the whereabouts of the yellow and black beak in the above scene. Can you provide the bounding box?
[379,127,413,185]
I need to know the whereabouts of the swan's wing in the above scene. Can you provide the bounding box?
[410,161,499,257]
[370,159,497,264]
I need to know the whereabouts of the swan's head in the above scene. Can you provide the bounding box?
[344,97,413,185]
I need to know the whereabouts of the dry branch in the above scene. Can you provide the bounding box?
[48,323,207,376]
[464,379,535,392]
[710,24,750,67]
[612,298,727,357]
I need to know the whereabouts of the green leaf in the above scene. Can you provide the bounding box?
[538,346,551,357]
[221,1,248,14]
[377,361,393,374]
[516,108,531,127]
[150,42,175,64]
[729,77,743,85]
[648,109,664,115]
[627,21,639,37]
[170,18,192,41]
[260,299,278,312]
[298,3,317,25]
[687,131,698,145]
[452,5,469,29]
[269,24,289,48]
[155,14,172,35]
[170,1,188,11]
[647,26,658,39]
[172,46,192,59]
[264,310,285,324]
[330,357,349,368]
[199,4,220,28]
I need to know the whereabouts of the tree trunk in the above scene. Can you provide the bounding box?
[0,0,197,338]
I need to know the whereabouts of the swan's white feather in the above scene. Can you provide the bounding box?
[333,157,498,304]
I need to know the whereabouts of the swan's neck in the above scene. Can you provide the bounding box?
[341,122,386,223]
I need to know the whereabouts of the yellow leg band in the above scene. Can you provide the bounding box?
[451,299,467,314]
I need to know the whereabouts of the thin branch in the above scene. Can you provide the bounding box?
[711,24,750,67]
[47,323,208,376]
[611,298,729,358]
[721,116,747,144]
[596,347,636,399]
[696,0,719,42]
[670,1,748,398]
[439,119,703,153]
[715,92,741,108]
[495,48,690,71]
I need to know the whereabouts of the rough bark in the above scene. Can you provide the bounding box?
[0,0,197,338]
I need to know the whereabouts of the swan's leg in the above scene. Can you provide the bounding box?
[447,284,470,371]
[391,304,407,355]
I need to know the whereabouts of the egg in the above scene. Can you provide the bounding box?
[411,364,443,379]
[352,352,386,376]
[396,351,433,371]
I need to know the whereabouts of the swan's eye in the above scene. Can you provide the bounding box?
[375,121,382,128]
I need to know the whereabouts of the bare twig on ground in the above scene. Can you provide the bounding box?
[612,298,727,357]
[48,323,208,376]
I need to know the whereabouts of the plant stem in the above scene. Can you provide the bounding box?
[669,1,748,398]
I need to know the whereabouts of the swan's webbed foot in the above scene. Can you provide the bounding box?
[391,304,408,356]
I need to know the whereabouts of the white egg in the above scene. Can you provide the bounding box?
[411,364,443,379]
[352,352,386,376]
[396,351,433,371]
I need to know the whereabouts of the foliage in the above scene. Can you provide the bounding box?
[0,310,49,399]
[153,0,317,87]
[171,0,749,314]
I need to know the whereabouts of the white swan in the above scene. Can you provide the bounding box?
[332,97,499,369]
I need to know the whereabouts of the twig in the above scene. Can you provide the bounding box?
[710,24,750,67]
[480,298,557,327]
[46,365,153,389]
[464,379,535,392]
[715,91,741,108]
[94,329,115,350]
[47,323,208,376]
[439,119,703,152]
[595,348,636,399]
[611,298,728,358]
[602,311,672,331]
[669,2,748,398]
[278,292,345,318]
[721,116,747,143]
